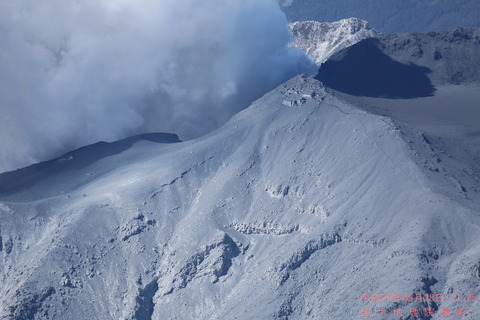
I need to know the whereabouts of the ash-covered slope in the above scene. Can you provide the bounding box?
[1,76,480,319]
[289,18,379,65]
[316,27,480,197]
[0,133,180,201]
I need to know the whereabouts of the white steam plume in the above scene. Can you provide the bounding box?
[0,0,314,173]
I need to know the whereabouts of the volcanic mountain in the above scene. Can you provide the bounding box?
[1,73,479,319]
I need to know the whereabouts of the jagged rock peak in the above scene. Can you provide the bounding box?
[289,18,380,65]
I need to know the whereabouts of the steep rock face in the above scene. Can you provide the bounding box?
[289,18,380,65]
[0,76,479,319]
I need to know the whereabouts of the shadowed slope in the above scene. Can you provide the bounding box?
[316,38,435,98]
[0,133,180,198]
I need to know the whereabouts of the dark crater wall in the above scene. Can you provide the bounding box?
[317,28,480,98]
